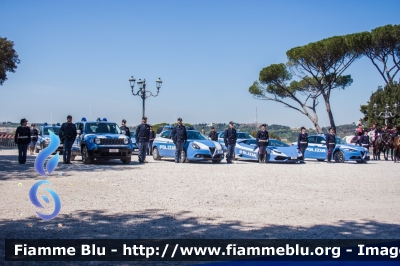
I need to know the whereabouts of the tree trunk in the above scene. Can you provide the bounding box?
[322,94,336,132]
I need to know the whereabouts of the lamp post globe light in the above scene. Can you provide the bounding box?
[373,102,398,125]
[129,76,163,118]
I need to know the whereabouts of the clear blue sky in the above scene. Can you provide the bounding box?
[1,0,399,127]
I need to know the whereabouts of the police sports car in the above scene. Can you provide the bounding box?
[291,134,370,163]
[234,139,301,163]
[152,130,224,163]
[217,131,255,151]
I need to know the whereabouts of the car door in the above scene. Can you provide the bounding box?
[158,130,175,157]
[314,136,327,159]
[305,136,317,158]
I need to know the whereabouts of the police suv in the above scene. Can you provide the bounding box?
[35,123,63,154]
[71,118,133,164]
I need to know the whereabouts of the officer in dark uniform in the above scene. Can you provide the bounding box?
[14,118,31,164]
[60,115,77,164]
[224,121,237,164]
[256,124,269,163]
[325,127,336,163]
[171,118,187,163]
[148,126,155,155]
[208,127,218,141]
[29,123,39,155]
[120,119,131,138]
[135,116,150,163]
[297,126,308,162]
[359,129,370,149]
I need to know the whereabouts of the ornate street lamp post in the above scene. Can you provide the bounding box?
[373,102,398,125]
[129,77,163,118]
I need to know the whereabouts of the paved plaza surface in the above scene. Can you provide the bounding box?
[0,149,399,265]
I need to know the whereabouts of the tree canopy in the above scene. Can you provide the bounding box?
[0,37,20,85]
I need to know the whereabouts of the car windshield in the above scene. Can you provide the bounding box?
[85,123,121,134]
[237,132,252,139]
[335,137,347,144]
[43,127,60,135]
[187,131,207,140]
[268,139,290,147]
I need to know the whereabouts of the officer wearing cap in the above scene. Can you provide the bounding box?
[208,127,218,141]
[60,115,77,164]
[171,118,187,163]
[120,119,131,138]
[297,126,308,162]
[29,123,39,155]
[148,126,155,155]
[135,116,150,163]
[224,121,237,164]
[14,118,31,164]
[326,127,336,163]
[256,123,269,163]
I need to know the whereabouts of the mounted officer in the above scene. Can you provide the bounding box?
[60,115,77,164]
[325,127,336,163]
[208,126,218,141]
[14,118,31,164]
[135,116,150,163]
[224,121,237,164]
[171,118,187,163]
[120,119,131,138]
[297,126,308,163]
[256,123,269,163]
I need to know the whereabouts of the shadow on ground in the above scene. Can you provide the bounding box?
[1,209,399,265]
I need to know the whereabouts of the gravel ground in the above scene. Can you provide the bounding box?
[1,148,399,265]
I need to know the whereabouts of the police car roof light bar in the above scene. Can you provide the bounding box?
[56,123,60,126]
[44,123,48,126]
[102,118,107,122]
[81,117,87,122]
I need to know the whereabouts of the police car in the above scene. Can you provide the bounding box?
[152,130,224,163]
[35,123,63,154]
[71,118,133,164]
[291,134,370,163]
[234,139,302,163]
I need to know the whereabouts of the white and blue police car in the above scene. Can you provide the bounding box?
[71,118,133,164]
[216,131,255,151]
[35,123,63,154]
[152,130,224,163]
[234,138,302,163]
[291,134,370,163]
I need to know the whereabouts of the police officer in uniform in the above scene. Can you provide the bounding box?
[14,118,31,164]
[297,126,308,162]
[224,121,237,164]
[171,118,187,163]
[326,127,336,163]
[359,129,370,150]
[148,126,155,155]
[135,116,150,163]
[29,123,39,155]
[60,115,77,164]
[120,119,131,138]
[208,127,218,141]
[256,124,269,163]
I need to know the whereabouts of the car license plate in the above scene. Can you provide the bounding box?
[291,156,297,159]
[109,149,119,153]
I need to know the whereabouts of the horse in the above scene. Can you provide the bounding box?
[394,136,400,163]
[372,135,384,160]
[381,132,394,161]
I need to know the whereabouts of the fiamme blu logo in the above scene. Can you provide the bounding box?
[30,131,62,220]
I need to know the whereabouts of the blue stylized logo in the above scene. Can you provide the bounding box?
[29,180,61,220]
[34,131,60,176]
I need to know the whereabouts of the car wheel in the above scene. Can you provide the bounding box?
[81,146,92,164]
[180,150,189,163]
[121,156,131,164]
[334,151,345,163]
[153,147,161,160]
[212,159,221,164]
[317,159,325,162]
